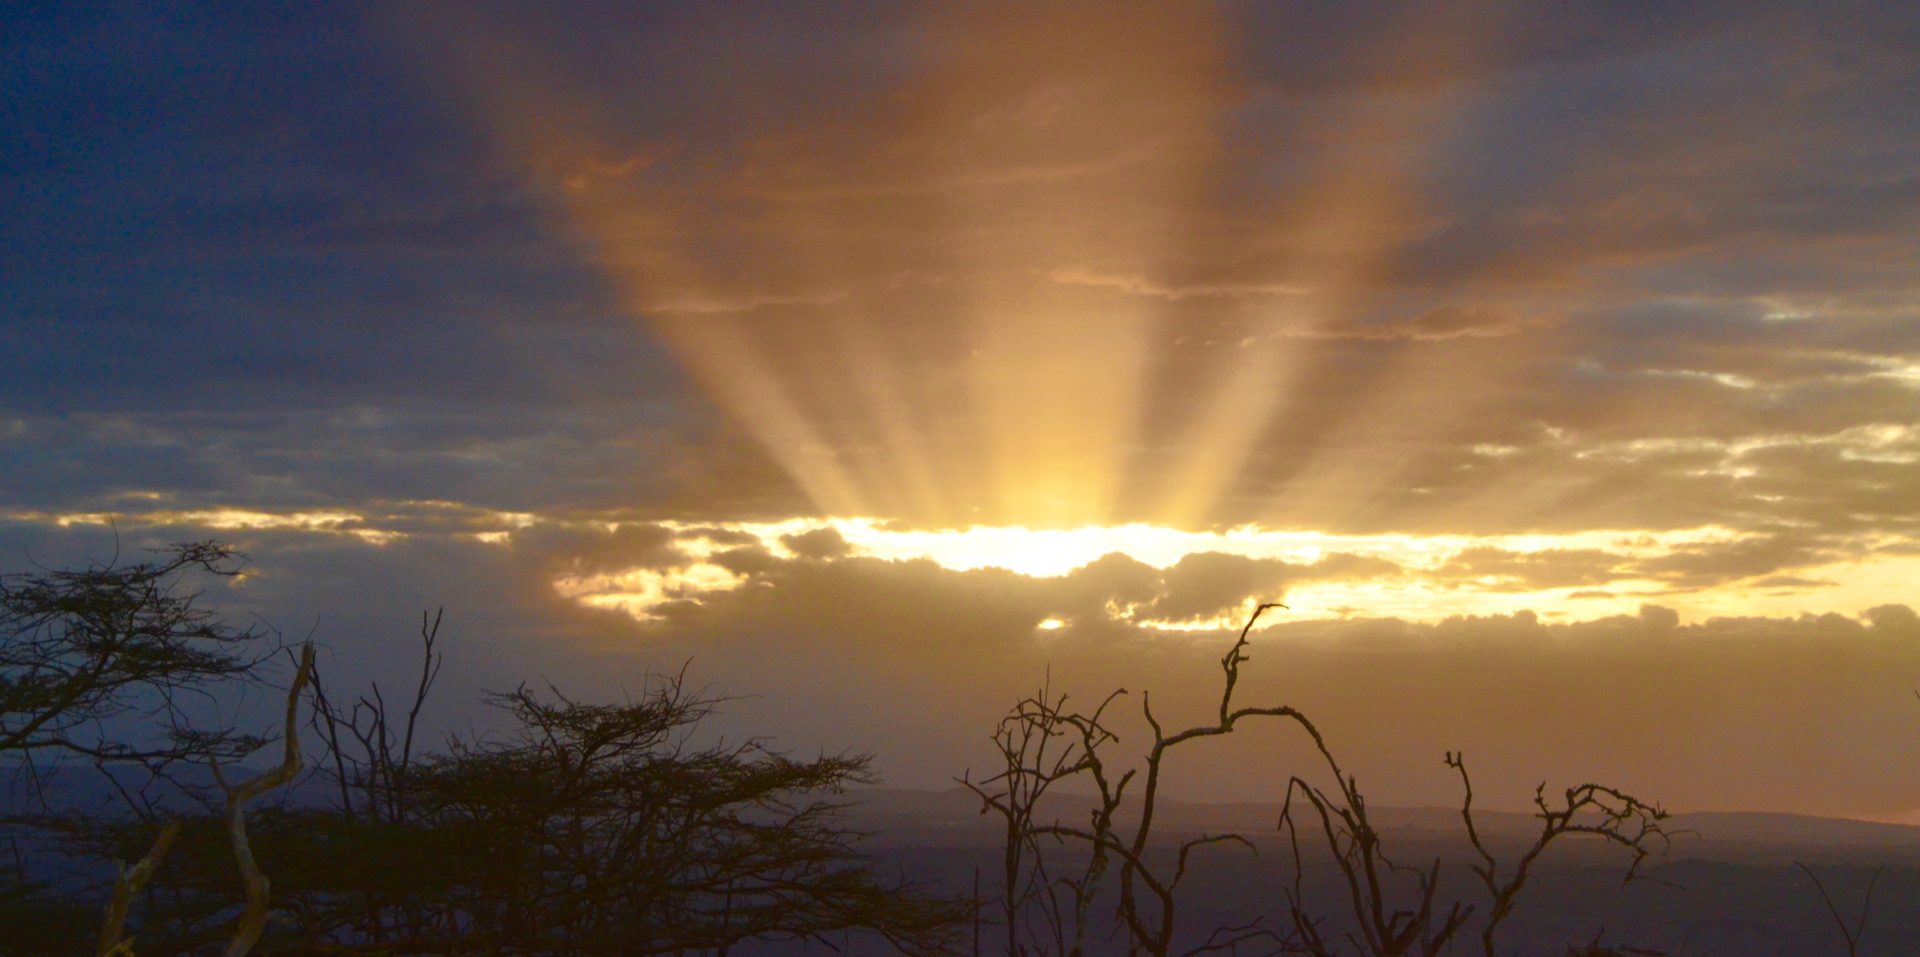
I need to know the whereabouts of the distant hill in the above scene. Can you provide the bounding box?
[827,788,1920,957]
[18,766,1920,863]
[843,786,1920,862]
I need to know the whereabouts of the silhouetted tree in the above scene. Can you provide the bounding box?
[1448,752,1668,957]
[116,615,967,955]
[962,679,1126,957]
[0,541,271,778]
[969,604,1672,957]
[0,541,286,956]
[0,542,962,955]
[90,645,314,957]
[967,604,1305,957]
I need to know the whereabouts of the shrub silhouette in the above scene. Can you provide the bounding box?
[78,611,962,955]
[3,546,963,955]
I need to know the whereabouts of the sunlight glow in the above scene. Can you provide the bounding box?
[46,508,365,532]
[417,4,1432,531]
[768,519,1752,577]
[531,517,1919,627]
[371,9,1920,638]
[554,563,743,621]
[24,502,1914,630]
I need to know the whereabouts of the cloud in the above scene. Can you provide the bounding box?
[640,290,848,316]
[1137,551,1397,624]
[781,525,852,560]
[1434,547,1626,591]
[1047,269,1310,300]
[617,547,1920,819]
[5,512,1920,820]
[1632,533,1834,587]
[1299,304,1561,342]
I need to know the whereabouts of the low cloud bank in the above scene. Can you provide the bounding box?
[5,516,1916,821]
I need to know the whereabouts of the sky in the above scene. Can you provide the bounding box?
[4,1,1919,820]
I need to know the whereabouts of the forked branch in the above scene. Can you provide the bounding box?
[1796,860,1883,957]
[213,642,315,957]
[1447,751,1671,957]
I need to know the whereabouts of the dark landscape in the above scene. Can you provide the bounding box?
[842,789,1920,956]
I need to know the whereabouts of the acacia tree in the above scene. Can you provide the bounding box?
[1,546,961,955]
[0,541,279,955]
[112,615,970,955]
[90,644,315,957]
[0,540,271,779]
[382,681,961,954]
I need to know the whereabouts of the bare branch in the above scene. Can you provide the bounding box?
[1447,751,1671,957]
[1796,860,1882,957]
[95,818,183,957]
[218,642,315,957]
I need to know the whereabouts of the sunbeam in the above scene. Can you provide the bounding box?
[388,2,1920,624]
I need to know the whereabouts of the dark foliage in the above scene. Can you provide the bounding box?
[0,548,962,955]
[102,620,966,955]
[0,540,270,775]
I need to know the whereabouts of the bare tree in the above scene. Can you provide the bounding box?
[1277,740,1470,956]
[1276,747,1669,957]
[961,679,1126,957]
[305,608,443,824]
[970,604,1302,957]
[1450,752,1670,957]
[971,603,1672,957]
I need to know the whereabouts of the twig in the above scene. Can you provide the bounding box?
[1796,860,1882,957]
